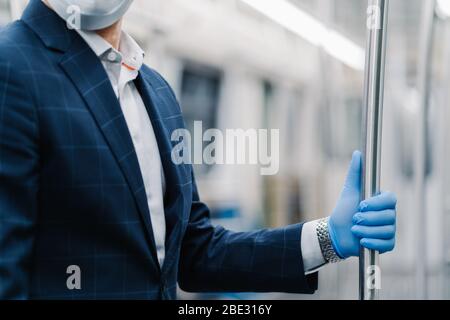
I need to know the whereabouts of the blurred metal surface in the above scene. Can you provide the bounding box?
[414,0,437,300]
[360,0,389,300]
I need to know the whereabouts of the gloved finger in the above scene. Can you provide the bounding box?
[353,209,396,226]
[360,238,395,253]
[343,151,362,192]
[359,192,397,212]
[351,225,395,239]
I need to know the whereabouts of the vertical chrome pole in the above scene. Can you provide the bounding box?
[440,11,450,301]
[437,13,450,300]
[414,0,437,300]
[360,0,389,300]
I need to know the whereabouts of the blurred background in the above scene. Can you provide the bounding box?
[2,0,450,300]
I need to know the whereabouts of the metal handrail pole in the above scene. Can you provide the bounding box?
[360,0,389,300]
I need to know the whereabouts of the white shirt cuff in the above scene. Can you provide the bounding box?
[301,220,327,274]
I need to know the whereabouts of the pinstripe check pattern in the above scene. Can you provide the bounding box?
[0,0,317,300]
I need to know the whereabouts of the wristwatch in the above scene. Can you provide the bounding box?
[316,217,342,264]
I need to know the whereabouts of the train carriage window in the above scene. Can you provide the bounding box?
[321,95,363,160]
[179,63,222,175]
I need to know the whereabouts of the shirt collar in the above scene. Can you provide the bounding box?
[77,29,145,72]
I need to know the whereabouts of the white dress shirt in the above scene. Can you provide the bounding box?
[76,30,327,274]
[301,220,327,273]
[77,30,167,267]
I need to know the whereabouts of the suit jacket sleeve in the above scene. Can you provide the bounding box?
[0,56,40,299]
[178,174,318,294]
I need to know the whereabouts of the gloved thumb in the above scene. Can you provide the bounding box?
[342,150,362,193]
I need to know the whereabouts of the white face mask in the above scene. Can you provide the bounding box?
[46,0,134,31]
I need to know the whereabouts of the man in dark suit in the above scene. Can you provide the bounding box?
[0,0,397,299]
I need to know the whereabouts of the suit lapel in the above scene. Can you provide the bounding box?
[59,35,160,268]
[134,73,187,272]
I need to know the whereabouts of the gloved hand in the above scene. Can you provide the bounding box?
[328,151,397,259]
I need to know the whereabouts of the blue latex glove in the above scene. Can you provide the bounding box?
[328,151,397,259]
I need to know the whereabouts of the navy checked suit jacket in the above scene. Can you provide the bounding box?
[0,0,317,299]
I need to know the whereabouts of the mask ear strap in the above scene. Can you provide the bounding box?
[122,62,137,71]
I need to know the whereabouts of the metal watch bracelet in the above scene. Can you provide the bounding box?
[316,217,342,264]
